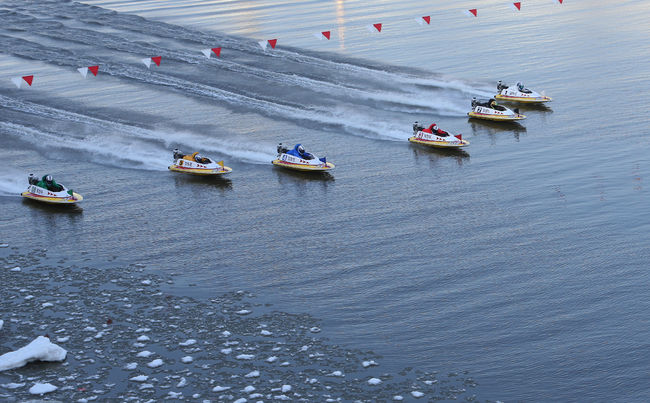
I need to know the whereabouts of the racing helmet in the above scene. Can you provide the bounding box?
[45,175,53,183]
[432,124,438,131]
[517,82,524,91]
[195,154,203,162]
[297,145,305,154]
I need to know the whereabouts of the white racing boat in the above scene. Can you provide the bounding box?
[272,144,334,172]
[468,97,526,121]
[168,149,232,176]
[21,174,82,204]
[409,122,469,148]
[495,81,552,103]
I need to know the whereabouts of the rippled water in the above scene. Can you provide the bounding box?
[1,0,649,401]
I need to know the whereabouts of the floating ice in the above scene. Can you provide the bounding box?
[0,320,3,331]
[281,385,292,392]
[137,335,150,342]
[234,398,247,403]
[368,378,382,385]
[147,359,163,368]
[177,377,187,387]
[327,371,343,377]
[244,370,259,378]
[212,385,230,392]
[179,339,196,346]
[243,385,255,393]
[29,382,57,395]
[130,375,148,382]
[411,391,424,398]
[141,280,151,285]
[221,331,231,337]
[0,336,67,371]
[56,336,69,343]
[236,354,254,360]
[10,267,21,272]
[266,356,278,363]
[125,362,137,370]
[0,244,8,248]
[310,327,321,333]
[1,382,24,389]
[136,351,153,358]
[236,310,251,315]
[181,356,193,363]
[221,348,232,354]
[393,396,404,401]
[260,330,272,336]
[362,360,378,367]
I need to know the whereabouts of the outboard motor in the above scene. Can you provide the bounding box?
[497,80,508,91]
[413,121,424,134]
[173,148,184,160]
[514,108,520,115]
[28,173,38,185]
[471,97,478,108]
[277,143,289,154]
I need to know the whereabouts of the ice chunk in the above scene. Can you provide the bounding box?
[368,378,382,385]
[29,382,57,395]
[236,354,254,360]
[212,385,230,392]
[244,370,260,378]
[179,339,196,346]
[411,391,424,398]
[181,356,193,363]
[0,336,67,371]
[130,375,148,382]
[147,359,163,368]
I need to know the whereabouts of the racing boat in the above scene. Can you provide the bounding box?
[21,174,82,204]
[272,143,334,172]
[468,97,526,121]
[409,122,469,148]
[495,81,552,103]
[168,149,232,176]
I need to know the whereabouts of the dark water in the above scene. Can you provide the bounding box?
[1,0,649,401]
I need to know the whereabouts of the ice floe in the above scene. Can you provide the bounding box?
[0,336,67,371]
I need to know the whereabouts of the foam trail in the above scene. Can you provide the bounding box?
[0,122,170,171]
[0,96,275,163]
[0,171,26,197]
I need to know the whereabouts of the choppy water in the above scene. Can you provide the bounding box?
[1,0,649,401]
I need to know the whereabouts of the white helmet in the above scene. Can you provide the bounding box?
[297,145,305,154]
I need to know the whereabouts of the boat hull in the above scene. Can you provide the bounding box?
[272,160,335,171]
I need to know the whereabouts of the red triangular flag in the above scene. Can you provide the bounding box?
[151,56,162,66]
[469,9,478,17]
[322,31,331,40]
[558,0,563,3]
[513,2,521,10]
[22,75,34,86]
[455,134,462,140]
[88,66,99,76]
[373,23,382,32]
[268,39,277,49]
[212,47,221,57]
[422,16,431,25]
